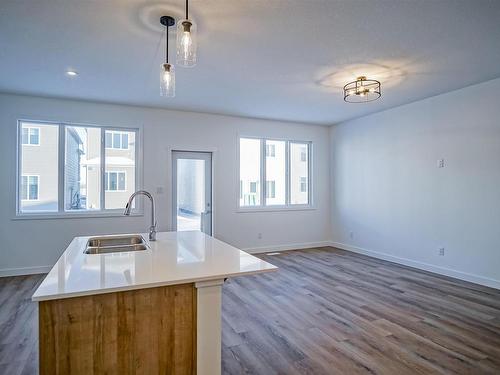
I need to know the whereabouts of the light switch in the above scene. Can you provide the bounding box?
[437,159,445,168]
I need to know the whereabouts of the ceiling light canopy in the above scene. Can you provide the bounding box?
[343,76,381,103]
[177,0,197,67]
[160,16,175,97]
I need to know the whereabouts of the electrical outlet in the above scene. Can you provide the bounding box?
[349,231,354,239]
[257,233,262,239]
[438,247,445,256]
[437,159,445,168]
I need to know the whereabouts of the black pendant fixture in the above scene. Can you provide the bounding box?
[160,16,176,97]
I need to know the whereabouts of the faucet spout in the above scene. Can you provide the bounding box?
[124,190,157,241]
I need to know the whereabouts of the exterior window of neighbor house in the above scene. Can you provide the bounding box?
[17,120,140,216]
[105,171,126,192]
[266,181,276,199]
[239,137,311,208]
[105,130,129,149]
[22,127,40,145]
[21,175,39,200]
[300,177,307,193]
[265,143,275,157]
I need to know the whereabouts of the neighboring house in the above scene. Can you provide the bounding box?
[20,123,58,212]
[83,130,136,210]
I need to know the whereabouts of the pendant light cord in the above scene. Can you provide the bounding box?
[186,0,188,19]
[165,25,169,64]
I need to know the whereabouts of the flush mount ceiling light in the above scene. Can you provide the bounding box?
[160,15,176,97]
[66,70,78,77]
[343,76,381,103]
[177,0,197,67]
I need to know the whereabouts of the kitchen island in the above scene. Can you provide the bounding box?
[33,231,277,375]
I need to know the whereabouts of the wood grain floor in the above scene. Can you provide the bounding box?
[1,247,500,374]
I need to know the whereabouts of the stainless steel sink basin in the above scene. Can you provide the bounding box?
[84,234,149,254]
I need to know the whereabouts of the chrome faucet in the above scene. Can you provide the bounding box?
[124,190,157,241]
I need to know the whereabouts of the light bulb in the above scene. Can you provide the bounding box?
[160,63,175,97]
[177,19,197,67]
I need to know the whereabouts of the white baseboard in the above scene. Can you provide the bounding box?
[0,265,51,277]
[243,241,332,254]
[330,241,500,290]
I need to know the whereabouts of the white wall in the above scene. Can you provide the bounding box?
[0,93,331,275]
[330,78,500,288]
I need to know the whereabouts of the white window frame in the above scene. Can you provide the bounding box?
[20,174,40,201]
[15,119,143,219]
[237,136,313,212]
[105,171,127,192]
[105,130,129,150]
[21,126,40,146]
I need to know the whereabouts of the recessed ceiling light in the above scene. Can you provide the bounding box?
[66,70,78,77]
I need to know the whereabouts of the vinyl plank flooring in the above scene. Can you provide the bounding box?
[1,247,500,374]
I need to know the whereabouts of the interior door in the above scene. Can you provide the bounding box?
[172,151,212,235]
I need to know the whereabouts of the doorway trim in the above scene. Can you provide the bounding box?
[166,145,217,237]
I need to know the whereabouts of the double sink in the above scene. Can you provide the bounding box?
[84,234,149,254]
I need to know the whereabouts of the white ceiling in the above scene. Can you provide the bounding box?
[1,0,500,125]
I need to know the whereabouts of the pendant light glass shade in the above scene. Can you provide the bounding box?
[176,19,197,67]
[160,63,175,97]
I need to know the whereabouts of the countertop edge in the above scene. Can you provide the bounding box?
[32,266,278,302]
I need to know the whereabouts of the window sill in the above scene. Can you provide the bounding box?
[12,211,143,221]
[236,205,316,213]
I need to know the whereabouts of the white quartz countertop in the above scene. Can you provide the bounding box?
[32,231,277,301]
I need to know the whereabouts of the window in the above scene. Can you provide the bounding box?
[105,130,129,149]
[21,175,39,200]
[239,138,261,206]
[239,137,311,208]
[21,126,40,145]
[105,172,126,191]
[265,140,285,205]
[17,120,139,216]
[290,142,309,205]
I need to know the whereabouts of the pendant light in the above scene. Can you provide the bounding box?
[160,16,176,97]
[343,76,381,103]
[176,0,197,67]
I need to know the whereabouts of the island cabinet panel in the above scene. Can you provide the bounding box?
[39,283,197,375]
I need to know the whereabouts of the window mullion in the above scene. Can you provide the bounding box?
[285,140,290,206]
[100,128,106,210]
[261,138,266,207]
[308,142,312,206]
[57,124,65,213]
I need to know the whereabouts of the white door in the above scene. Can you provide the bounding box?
[172,151,212,235]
